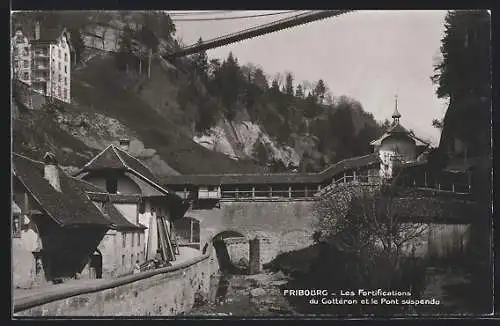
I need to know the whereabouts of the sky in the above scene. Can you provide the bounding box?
[170,10,449,146]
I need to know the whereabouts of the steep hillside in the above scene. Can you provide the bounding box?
[12,11,385,176]
[13,55,266,175]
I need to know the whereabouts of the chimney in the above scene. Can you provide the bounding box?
[43,152,61,192]
[119,138,130,152]
[35,21,40,40]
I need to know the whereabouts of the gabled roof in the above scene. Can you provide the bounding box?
[12,153,112,228]
[30,27,71,45]
[75,145,172,195]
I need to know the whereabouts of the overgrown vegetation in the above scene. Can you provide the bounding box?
[430,10,492,314]
[286,184,429,315]
[431,10,491,157]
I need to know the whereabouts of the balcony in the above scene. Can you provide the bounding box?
[34,52,49,58]
[34,65,49,70]
[33,75,48,82]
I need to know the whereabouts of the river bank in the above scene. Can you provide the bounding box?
[186,271,301,317]
[186,265,487,317]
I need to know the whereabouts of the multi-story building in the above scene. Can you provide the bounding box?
[30,22,72,103]
[73,138,190,263]
[11,27,32,85]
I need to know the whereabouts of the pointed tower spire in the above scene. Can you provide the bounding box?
[392,94,401,124]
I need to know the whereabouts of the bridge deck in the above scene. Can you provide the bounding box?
[166,10,354,58]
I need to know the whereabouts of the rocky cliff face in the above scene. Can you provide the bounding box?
[193,119,301,168]
[54,108,181,176]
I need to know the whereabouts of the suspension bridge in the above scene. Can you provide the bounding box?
[164,10,355,59]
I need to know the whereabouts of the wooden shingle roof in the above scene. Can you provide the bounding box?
[12,153,111,228]
[76,144,170,193]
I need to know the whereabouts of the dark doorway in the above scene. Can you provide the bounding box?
[90,250,103,279]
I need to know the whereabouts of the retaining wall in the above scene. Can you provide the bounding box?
[14,248,216,317]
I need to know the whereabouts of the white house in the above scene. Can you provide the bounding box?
[370,96,430,180]
[30,22,72,103]
[73,139,190,262]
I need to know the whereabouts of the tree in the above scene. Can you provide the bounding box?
[431,10,490,99]
[295,84,304,98]
[115,25,135,72]
[252,140,269,166]
[68,27,85,65]
[208,58,221,80]
[192,37,208,77]
[284,72,294,96]
[214,52,244,119]
[270,78,280,93]
[253,68,268,91]
[431,10,491,156]
[313,79,327,103]
[314,184,428,294]
[137,24,159,53]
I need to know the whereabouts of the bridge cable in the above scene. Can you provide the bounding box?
[171,10,304,22]
[167,11,240,16]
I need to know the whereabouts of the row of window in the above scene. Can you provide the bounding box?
[12,46,30,57]
[122,252,143,269]
[57,48,69,62]
[51,60,69,74]
[15,48,69,62]
[122,231,141,248]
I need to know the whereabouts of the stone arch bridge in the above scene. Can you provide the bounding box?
[165,154,481,271]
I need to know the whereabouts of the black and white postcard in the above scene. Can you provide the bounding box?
[11,10,493,318]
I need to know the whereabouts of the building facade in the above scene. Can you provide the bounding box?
[12,153,112,288]
[30,22,72,103]
[82,190,147,278]
[74,139,190,263]
[11,27,32,85]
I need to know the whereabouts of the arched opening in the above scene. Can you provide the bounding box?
[89,249,103,279]
[212,230,246,275]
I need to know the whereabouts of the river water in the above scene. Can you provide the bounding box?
[186,266,486,317]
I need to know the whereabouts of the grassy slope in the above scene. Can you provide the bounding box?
[71,55,264,174]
